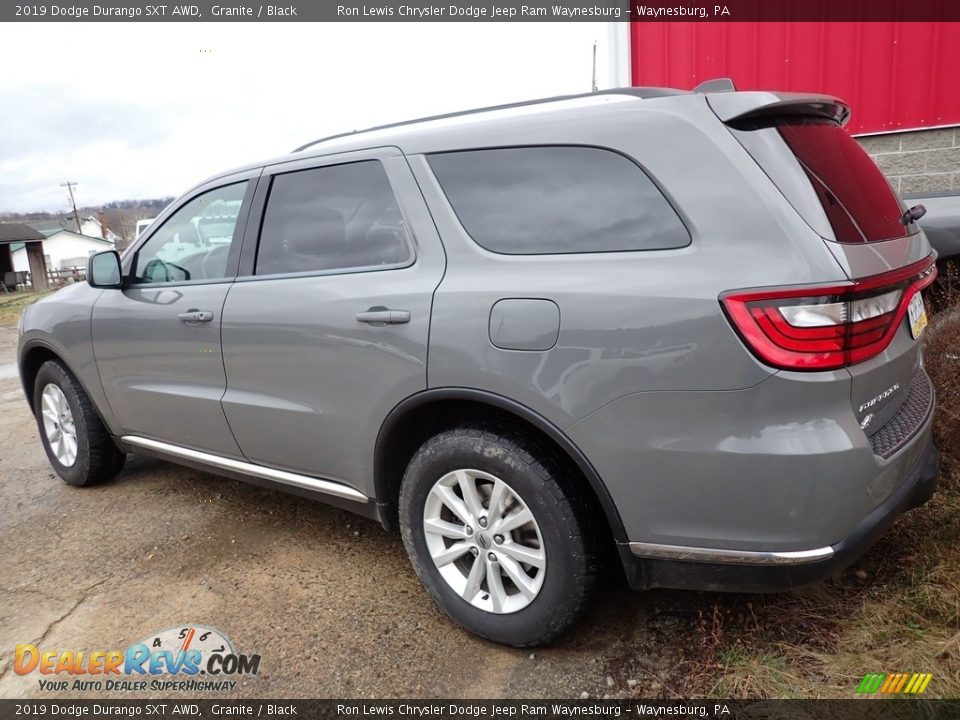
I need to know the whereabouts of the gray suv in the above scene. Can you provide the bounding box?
[18,86,940,646]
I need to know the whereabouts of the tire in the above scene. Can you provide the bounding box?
[33,359,125,487]
[399,424,597,646]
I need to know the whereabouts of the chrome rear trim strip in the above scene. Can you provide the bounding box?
[629,541,834,565]
[122,435,369,503]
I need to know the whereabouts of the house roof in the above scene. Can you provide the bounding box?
[8,228,114,251]
[39,227,68,237]
[0,222,45,244]
[27,216,118,239]
[26,218,74,234]
[42,229,114,244]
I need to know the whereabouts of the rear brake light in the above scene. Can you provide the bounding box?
[721,256,937,370]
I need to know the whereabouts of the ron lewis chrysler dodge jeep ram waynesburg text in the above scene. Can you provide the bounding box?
[19,84,940,646]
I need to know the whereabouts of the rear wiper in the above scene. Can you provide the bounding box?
[901,204,927,225]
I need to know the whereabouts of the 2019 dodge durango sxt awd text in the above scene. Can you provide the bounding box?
[18,85,940,645]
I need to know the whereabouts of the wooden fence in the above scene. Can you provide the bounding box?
[3,266,86,292]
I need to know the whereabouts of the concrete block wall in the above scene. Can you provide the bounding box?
[857,127,960,195]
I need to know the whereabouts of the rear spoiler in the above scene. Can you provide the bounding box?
[706,91,851,127]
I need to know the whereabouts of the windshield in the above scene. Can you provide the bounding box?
[731,117,912,244]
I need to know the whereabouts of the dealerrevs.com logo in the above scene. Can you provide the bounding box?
[14,625,260,693]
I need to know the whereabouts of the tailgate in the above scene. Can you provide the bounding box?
[710,92,937,453]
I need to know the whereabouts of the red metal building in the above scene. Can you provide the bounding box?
[630,22,960,134]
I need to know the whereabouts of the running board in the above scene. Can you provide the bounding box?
[121,436,369,503]
[629,541,834,565]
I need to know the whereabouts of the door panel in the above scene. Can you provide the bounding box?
[220,150,445,494]
[91,175,256,457]
[92,284,242,456]
[221,269,433,485]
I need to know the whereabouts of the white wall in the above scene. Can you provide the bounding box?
[12,232,112,271]
[78,217,120,243]
[605,22,632,89]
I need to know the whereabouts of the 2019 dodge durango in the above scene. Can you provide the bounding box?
[19,85,939,645]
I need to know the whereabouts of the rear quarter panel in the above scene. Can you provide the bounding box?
[415,95,848,429]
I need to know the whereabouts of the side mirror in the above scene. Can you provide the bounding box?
[87,250,123,289]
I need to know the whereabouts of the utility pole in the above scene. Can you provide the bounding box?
[61,181,82,233]
[591,41,598,92]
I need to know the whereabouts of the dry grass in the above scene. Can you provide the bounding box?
[928,259,960,317]
[924,304,960,456]
[0,290,51,327]
[711,650,803,698]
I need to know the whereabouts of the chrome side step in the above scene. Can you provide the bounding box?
[629,541,834,566]
[121,435,369,503]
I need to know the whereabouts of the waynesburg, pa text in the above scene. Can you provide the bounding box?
[335,4,731,18]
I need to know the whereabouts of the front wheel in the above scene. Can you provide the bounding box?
[399,425,597,646]
[33,360,126,487]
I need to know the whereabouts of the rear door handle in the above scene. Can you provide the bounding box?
[177,310,214,323]
[355,309,411,325]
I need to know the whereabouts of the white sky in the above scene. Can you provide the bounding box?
[0,22,616,212]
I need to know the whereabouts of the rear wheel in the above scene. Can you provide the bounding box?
[399,425,597,646]
[33,360,125,487]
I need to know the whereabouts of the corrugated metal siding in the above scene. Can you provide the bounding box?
[630,21,960,134]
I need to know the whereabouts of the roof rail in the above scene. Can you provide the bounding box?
[291,87,685,153]
[693,78,737,93]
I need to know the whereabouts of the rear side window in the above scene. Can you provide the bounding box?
[428,146,689,254]
[255,160,412,276]
[731,118,910,244]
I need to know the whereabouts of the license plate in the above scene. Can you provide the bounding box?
[907,291,928,339]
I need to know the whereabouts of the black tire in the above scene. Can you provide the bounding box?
[33,359,125,487]
[399,424,597,646]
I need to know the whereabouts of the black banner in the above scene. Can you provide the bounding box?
[1,700,958,720]
[4,0,960,23]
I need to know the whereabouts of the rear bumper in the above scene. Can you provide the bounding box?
[619,437,939,592]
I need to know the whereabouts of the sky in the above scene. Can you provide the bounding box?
[0,22,619,213]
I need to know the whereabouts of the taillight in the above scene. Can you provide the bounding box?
[721,256,937,370]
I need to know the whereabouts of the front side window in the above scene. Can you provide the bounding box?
[133,182,247,284]
[255,160,412,276]
[427,146,690,254]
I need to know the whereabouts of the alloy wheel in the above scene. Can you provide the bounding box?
[41,383,78,467]
[423,469,546,614]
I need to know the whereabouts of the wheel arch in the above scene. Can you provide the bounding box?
[373,387,628,543]
[19,340,94,415]
[19,340,70,411]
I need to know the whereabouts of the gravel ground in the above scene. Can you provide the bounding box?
[0,325,682,699]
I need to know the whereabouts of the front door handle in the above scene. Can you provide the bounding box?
[177,310,214,323]
[356,308,411,325]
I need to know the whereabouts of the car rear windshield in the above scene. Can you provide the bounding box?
[730,117,910,244]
